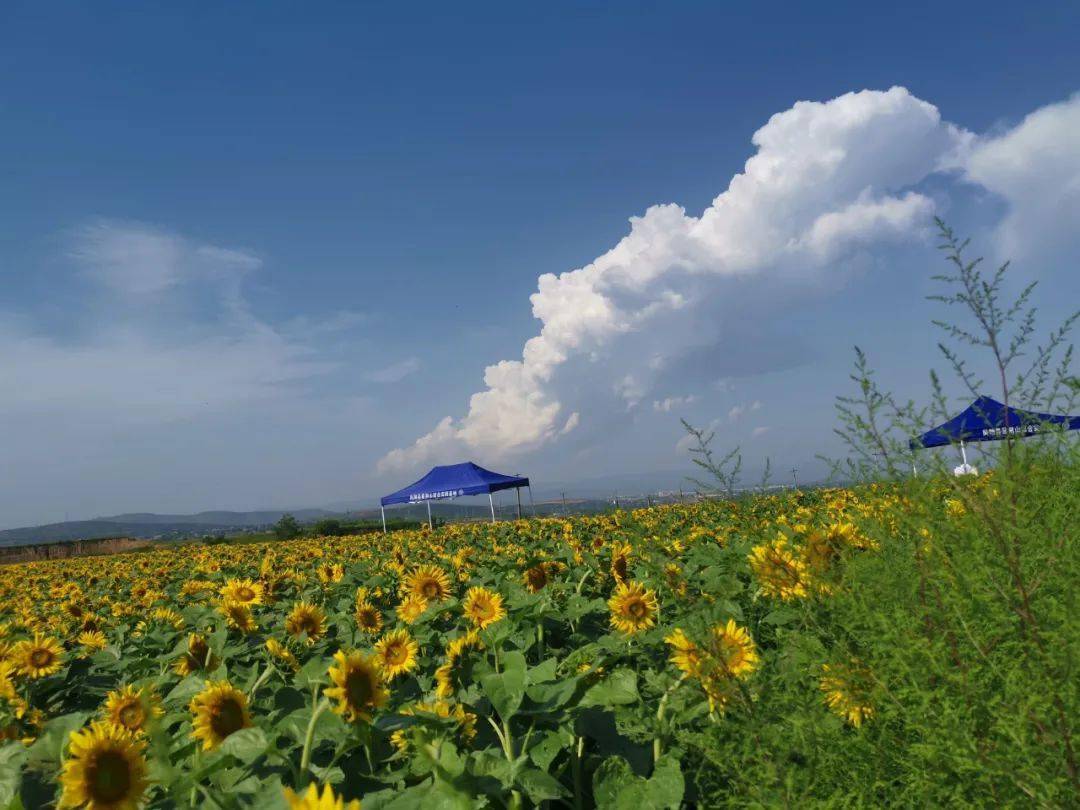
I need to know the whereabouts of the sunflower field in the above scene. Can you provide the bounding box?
[0,452,1077,808]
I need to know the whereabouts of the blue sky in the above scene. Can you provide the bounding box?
[2,2,1078,527]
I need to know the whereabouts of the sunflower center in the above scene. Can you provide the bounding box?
[527,570,547,590]
[88,750,132,803]
[627,600,647,619]
[236,588,254,601]
[210,698,245,740]
[118,702,145,730]
[30,649,53,668]
[422,582,440,599]
[345,670,373,707]
[384,644,407,666]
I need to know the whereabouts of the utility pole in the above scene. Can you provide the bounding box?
[791,467,799,490]
[561,491,567,515]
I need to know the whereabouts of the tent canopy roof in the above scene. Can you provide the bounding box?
[910,395,1080,450]
[381,462,529,507]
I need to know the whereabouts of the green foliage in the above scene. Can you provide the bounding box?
[311,518,345,537]
[2,221,1076,808]
[274,513,301,540]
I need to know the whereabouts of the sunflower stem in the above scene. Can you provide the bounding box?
[653,675,685,766]
[247,664,272,699]
[188,747,200,807]
[575,570,590,595]
[501,717,515,761]
[300,691,329,781]
[571,735,585,810]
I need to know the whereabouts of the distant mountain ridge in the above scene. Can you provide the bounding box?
[0,509,340,547]
[98,509,339,526]
[0,467,712,547]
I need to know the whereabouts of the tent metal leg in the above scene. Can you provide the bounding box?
[426,500,432,530]
[489,493,496,524]
[381,506,386,534]
[516,486,522,520]
[960,440,968,467]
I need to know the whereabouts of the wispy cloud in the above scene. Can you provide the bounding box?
[364,357,421,384]
[653,394,697,413]
[728,400,762,422]
[3,221,331,424]
[70,220,260,299]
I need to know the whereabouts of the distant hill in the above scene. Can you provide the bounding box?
[0,467,732,548]
[0,497,625,547]
[0,509,338,547]
[100,509,339,526]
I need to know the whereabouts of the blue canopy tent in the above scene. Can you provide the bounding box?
[379,462,532,531]
[909,395,1080,472]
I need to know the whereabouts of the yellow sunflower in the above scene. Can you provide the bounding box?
[103,684,164,736]
[180,579,216,599]
[403,565,451,602]
[703,619,759,680]
[58,720,149,810]
[462,587,506,630]
[12,633,64,679]
[664,628,702,676]
[150,607,185,631]
[285,602,327,644]
[820,660,876,727]
[325,650,388,723]
[283,783,361,810]
[390,700,477,753]
[266,638,299,671]
[748,538,809,601]
[354,600,383,635]
[607,581,658,635]
[220,578,265,606]
[317,563,345,585]
[189,680,253,750]
[522,563,550,593]
[173,633,220,677]
[0,662,18,703]
[374,629,419,680]
[78,630,107,653]
[610,542,632,585]
[699,672,738,715]
[396,594,429,625]
[434,630,483,699]
[944,498,966,518]
[219,601,258,634]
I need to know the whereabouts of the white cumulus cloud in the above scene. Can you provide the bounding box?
[965,94,1080,265]
[379,87,1071,475]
